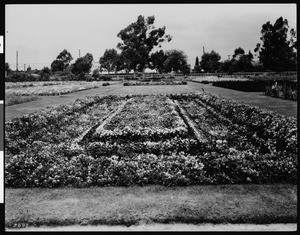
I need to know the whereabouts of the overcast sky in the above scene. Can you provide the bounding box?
[5,4,297,70]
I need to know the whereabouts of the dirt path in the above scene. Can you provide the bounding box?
[5,82,297,121]
[6,223,297,232]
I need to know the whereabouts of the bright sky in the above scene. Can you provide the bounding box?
[5,3,297,70]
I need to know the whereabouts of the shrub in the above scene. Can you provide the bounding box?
[102,82,110,86]
[265,82,297,101]
[212,80,271,92]
[6,72,37,82]
[99,75,112,81]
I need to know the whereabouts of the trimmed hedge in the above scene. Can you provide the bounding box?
[212,80,297,92]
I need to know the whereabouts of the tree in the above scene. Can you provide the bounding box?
[233,47,245,59]
[51,49,73,72]
[51,59,65,72]
[163,50,189,73]
[99,49,120,74]
[149,50,168,73]
[194,56,201,73]
[92,69,100,79]
[200,50,221,72]
[254,17,297,71]
[5,63,11,75]
[117,15,172,73]
[229,48,254,72]
[57,49,73,69]
[39,67,51,80]
[71,53,94,76]
[219,60,232,73]
[237,51,254,72]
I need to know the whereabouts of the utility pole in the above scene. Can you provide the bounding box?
[24,64,26,71]
[16,51,18,71]
[79,49,81,58]
[203,46,205,54]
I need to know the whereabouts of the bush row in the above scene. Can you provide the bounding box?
[123,81,187,86]
[212,80,297,92]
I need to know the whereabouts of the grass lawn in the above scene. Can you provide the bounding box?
[5,184,297,227]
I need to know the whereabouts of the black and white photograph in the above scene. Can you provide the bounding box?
[2,1,297,232]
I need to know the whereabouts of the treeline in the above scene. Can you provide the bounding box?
[5,16,297,82]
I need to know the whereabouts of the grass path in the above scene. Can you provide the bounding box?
[5,81,296,121]
[5,184,297,227]
[190,82,297,117]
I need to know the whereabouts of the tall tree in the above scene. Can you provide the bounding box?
[99,49,120,74]
[230,48,253,72]
[200,50,221,72]
[51,49,73,72]
[117,15,172,72]
[163,50,189,73]
[194,56,201,73]
[57,49,73,69]
[254,17,297,71]
[195,56,199,66]
[237,51,254,72]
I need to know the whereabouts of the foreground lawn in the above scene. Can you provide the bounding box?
[5,184,297,227]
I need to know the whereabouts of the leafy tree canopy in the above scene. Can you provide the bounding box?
[117,15,172,72]
[233,47,245,59]
[149,50,168,73]
[57,49,73,69]
[163,49,188,73]
[99,49,119,73]
[71,53,94,75]
[254,17,297,71]
[51,59,65,72]
[200,50,221,73]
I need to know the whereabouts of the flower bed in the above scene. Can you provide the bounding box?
[5,95,124,157]
[176,97,229,140]
[123,80,187,86]
[188,93,297,155]
[5,93,297,187]
[5,81,114,96]
[5,93,39,106]
[92,96,189,141]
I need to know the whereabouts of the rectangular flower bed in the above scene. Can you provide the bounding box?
[91,95,189,142]
[5,93,297,188]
